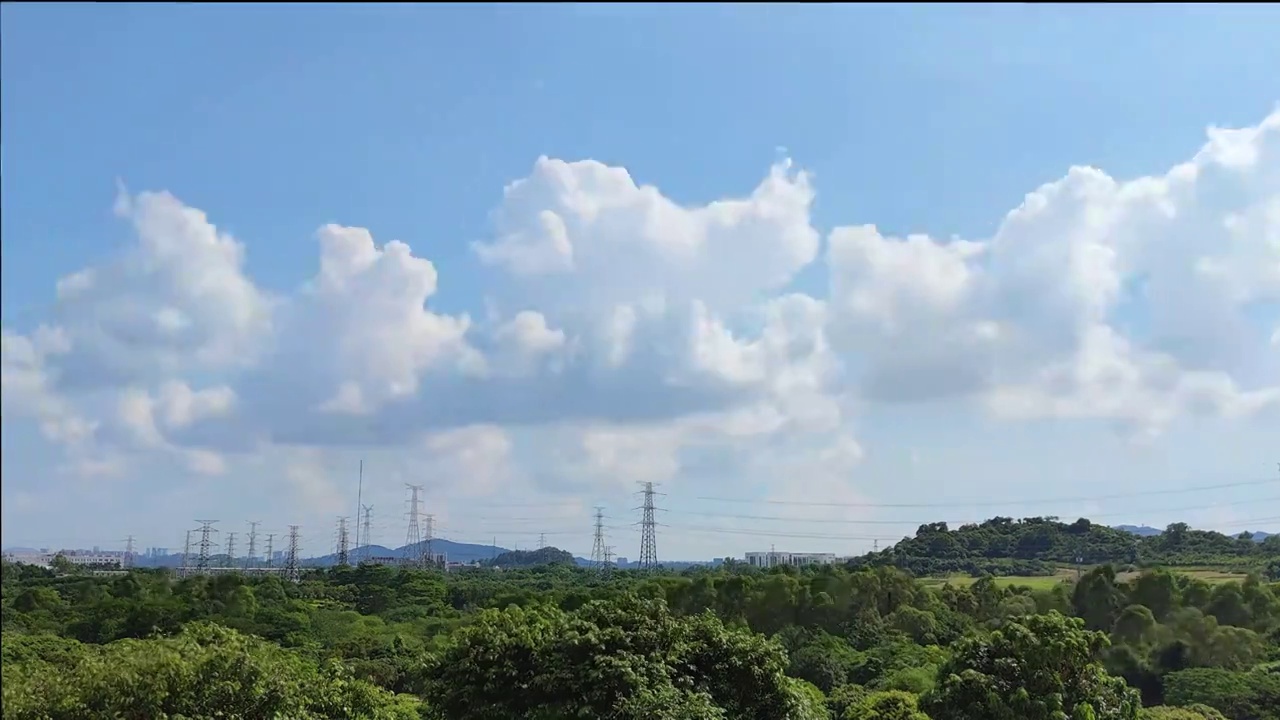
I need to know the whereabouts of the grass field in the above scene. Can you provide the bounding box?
[919,565,1252,590]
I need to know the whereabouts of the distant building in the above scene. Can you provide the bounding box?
[742,550,839,569]
[3,549,123,569]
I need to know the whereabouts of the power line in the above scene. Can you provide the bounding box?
[662,496,1280,527]
[660,514,1280,544]
[692,477,1279,509]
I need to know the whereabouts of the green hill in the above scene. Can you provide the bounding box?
[852,517,1278,578]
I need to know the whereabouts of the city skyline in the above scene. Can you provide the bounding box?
[3,5,1279,560]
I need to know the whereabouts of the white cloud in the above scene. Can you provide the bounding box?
[824,110,1280,436]
[1,109,1278,555]
[47,189,272,388]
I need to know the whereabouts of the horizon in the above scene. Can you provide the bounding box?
[3,4,1279,560]
[3,496,1275,562]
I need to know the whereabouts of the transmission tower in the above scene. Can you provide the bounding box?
[604,545,615,573]
[360,505,373,563]
[425,513,435,566]
[195,520,219,575]
[264,533,275,569]
[123,535,135,569]
[283,525,301,583]
[538,532,546,549]
[354,459,365,553]
[245,521,260,570]
[225,532,237,569]
[336,517,350,567]
[181,530,192,578]
[404,484,424,568]
[636,482,661,570]
[590,507,607,571]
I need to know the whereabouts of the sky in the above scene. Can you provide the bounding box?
[2,4,1279,562]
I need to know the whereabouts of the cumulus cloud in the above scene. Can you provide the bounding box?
[827,111,1280,436]
[49,188,272,390]
[1,108,1277,513]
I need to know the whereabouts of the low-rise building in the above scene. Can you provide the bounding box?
[742,550,839,568]
[3,550,124,569]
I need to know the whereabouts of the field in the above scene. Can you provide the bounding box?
[919,565,1252,590]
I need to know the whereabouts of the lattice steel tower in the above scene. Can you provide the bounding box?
[225,532,237,568]
[360,505,373,564]
[181,530,192,578]
[637,482,659,570]
[283,525,301,583]
[403,484,424,567]
[245,521,260,570]
[425,513,436,566]
[336,517,350,567]
[590,507,607,570]
[195,520,219,575]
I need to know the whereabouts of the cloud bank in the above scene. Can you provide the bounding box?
[3,111,1278,554]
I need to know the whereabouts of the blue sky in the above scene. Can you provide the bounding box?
[2,4,1278,560]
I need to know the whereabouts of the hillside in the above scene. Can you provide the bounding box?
[854,517,1279,578]
[486,546,577,567]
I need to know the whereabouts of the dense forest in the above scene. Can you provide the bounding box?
[851,518,1280,578]
[3,543,1278,720]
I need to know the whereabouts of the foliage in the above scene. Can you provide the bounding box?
[0,622,420,719]
[2,519,1276,720]
[421,595,817,719]
[854,519,1272,578]
[921,611,1141,720]
[1162,667,1280,720]
[486,545,578,568]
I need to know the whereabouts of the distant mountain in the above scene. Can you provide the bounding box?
[309,537,512,566]
[1114,525,1273,542]
[1113,525,1164,537]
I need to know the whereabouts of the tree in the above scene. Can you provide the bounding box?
[920,611,1140,720]
[844,689,931,720]
[0,622,420,719]
[1163,668,1280,720]
[421,595,824,720]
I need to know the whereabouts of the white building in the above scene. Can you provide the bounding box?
[2,550,123,569]
[742,550,839,568]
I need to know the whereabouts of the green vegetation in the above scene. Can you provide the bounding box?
[485,545,577,568]
[853,518,1277,578]
[2,534,1277,720]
